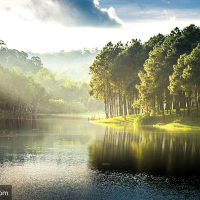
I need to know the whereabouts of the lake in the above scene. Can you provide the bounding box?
[0,117,200,199]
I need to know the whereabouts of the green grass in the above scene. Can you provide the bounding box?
[92,108,200,130]
[92,115,136,126]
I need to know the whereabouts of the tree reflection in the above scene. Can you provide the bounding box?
[88,127,200,175]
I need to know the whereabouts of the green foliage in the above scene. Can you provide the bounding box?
[133,114,151,125]
[94,108,200,130]
[27,48,100,80]
[89,40,147,118]
[39,99,88,114]
[0,41,103,117]
[136,24,200,119]
[0,42,43,74]
[2,24,200,119]
[144,33,165,52]
[0,65,49,118]
[89,24,200,121]
[33,68,103,113]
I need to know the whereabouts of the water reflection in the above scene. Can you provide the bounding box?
[0,119,200,199]
[89,126,200,175]
[0,118,101,166]
[0,118,40,133]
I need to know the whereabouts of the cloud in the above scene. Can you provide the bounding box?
[93,0,100,6]
[24,0,122,27]
[163,9,176,21]
[162,0,170,4]
[0,0,122,27]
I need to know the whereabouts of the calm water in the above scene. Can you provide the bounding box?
[0,117,200,199]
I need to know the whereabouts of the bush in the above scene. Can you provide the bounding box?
[133,113,151,125]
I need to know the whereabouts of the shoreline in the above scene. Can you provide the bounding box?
[91,113,200,130]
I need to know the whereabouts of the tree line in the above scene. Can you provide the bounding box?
[89,24,200,121]
[0,65,48,119]
[34,68,103,114]
[27,48,100,80]
[0,42,103,118]
[0,40,43,74]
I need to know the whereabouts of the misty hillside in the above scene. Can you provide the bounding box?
[27,48,100,80]
[0,41,43,74]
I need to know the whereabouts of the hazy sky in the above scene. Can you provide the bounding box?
[1,0,200,53]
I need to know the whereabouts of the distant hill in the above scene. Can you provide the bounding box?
[27,48,100,80]
[0,40,43,74]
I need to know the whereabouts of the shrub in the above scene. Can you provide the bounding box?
[133,113,151,125]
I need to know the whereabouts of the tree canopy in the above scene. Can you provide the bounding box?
[89,24,200,120]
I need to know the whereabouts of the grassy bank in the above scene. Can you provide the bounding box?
[92,109,200,130]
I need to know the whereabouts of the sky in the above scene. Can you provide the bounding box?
[0,0,200,53]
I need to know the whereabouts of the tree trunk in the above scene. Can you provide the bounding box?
[123,94,127,117]
[165,89,170,114]
[104,85,108,118]
[187,94,191,117]
[175,95,181,116]
[157,94,160,114]
[196,100,198,118]
[106,80,110,118]
[196,87,198,117]
[161,101,165,123]
[118,89,122,116]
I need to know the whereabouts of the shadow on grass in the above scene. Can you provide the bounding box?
[94,109,200,130]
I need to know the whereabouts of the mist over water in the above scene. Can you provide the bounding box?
[0,118,200,199]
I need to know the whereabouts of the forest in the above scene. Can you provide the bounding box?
[0,41,103,119]
[28,48,100,80]
[1,24,200,120]
[89,24,200,121]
